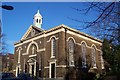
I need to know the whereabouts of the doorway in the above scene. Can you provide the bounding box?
[17,67,19,76]
[31,64,34,76]
[51,63,55,78]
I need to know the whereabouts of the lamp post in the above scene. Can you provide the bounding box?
[0,5,13,73]
[0,5,14,10]
[0,5,14,52]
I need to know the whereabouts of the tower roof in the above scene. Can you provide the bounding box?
[34,10,42,18]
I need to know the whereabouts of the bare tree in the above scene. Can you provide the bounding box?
[0,20,7,54]
[71,2,120,45]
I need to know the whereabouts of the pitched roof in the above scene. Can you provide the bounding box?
[15,24,102,45]
[21,25,43,40]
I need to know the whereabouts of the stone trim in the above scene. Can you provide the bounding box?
[22,48,45,56]
[17,47,22,64]
[13,69,16,71]
[67,37,76,43]
[67,30,102,45]
[29,54,37,57]
[44,66,49,69]
[21,25,33,40]
[15,28,64,47]
[27,41,39,55]
[15,25,102,47]
[100,50,104,69]
[47,36,59,43]
[16,47,22,51]
[37,48,46,52]
[44,65,66,69]
[29,62,36,76]
[67,37,101,51]
[56,65,66,68]
[16,65,21,77]
[22,53,27,55]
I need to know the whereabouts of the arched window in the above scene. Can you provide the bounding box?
[68,39,74,66]
[81,42,86,68]
[51,37,56,58]
[91,46,97,68]
[36,19,38,23]
[39,19,41,23]
[18,50,21,63]
[30,44,37,55]
[32,46,35,54]
[100,51,104,69]
[17,47,22,63]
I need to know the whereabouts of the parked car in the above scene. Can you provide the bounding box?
[0,72,17,80]
[17,73,39,80]
[1,72,39,80]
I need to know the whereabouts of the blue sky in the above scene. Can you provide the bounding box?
[2,2,97,53]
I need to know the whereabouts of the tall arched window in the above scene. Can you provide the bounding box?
[68,39,74,66]
[91,46,97,68]
[81,42,86,68]
[17,47,22,63]
[100,51,104,69]
[51,37,56,58]
[31,44,37,54]
[18,50,21,63]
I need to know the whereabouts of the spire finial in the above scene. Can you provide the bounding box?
[37,10,39,14]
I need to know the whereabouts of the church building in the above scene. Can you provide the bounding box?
[14,10,104,79]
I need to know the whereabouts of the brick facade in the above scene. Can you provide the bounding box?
[14,24,104,79]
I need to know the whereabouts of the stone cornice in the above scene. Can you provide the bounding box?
[14,24,102,46]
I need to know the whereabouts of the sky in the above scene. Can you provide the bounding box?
[2,2,98,54]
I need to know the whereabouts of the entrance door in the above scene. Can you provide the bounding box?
[51,63,55,78]
[25,64,27,73]
[28,58,37,76]
[32,65,34,76]
[17,67,19,76]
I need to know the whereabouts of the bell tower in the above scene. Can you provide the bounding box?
[33,10,42,28]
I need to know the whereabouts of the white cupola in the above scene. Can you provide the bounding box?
[33,10,42,28]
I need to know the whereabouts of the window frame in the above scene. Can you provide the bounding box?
[68,39,74,67]
[81,42,87,68]
[51,37,56,58]
[91,46,97,69]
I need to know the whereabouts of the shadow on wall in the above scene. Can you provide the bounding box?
[64,57,96,80]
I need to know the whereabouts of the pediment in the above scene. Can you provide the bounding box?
[27,58,36,63]
[21,25,43,40]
